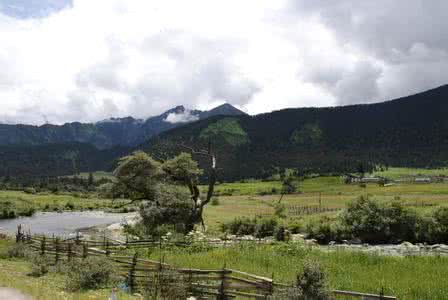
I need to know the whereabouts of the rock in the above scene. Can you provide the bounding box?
[291,234,306,242]
[342,239,349,245]
[304,239,318,246]
[328,241,336,246]
[349,238,362,245]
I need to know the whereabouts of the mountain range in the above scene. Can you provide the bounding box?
[0,103,246,149]
[1,85,448,180]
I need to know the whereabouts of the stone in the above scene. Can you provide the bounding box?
[349,238,362,245]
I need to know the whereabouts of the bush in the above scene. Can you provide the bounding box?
[7,243,28,258]
[210,197,220,206]
[296,259,329,300]
[24,187,36,194]
[274,203,287,219]
[306,217,349,244]
[342,196,419,243]
[65,201,75,210]
[65,257,116,291]
[275,226,287,241]
[30,254,51,277]
[222,217,278,238]
[288,220,303,234]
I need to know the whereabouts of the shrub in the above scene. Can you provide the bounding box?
[210,197,220,206]
[65,201,75,210]
[306,217,348,244]
[255,218,278,238]
[222,217,278,238]
[275,226,288,241]
[24,187,36,194]
[7,243,28,258]
[296,259,329,300]
[288,220,303,234]
[65,257,116,291]
[30,254,51,277]
[342,196,419,243]
[274,203,287,219]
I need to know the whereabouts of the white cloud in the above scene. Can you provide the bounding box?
[0,0,447,124]
[164,110,199,124]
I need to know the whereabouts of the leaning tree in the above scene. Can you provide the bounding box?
[112,145,217,235]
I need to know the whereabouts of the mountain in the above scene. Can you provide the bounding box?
[139,85,448,181]
[1,85,448,179]
[0,143,129,178]
[0,103,246,149]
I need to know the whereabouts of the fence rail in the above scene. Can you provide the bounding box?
[17,226,397,299]
[288,205,342,216]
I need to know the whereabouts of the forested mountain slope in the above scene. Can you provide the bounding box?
[0,104,245,149]
[140,85,448,180]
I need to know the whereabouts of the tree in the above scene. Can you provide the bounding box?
[112,148,216,235]
[278,172,299,203]
[88,172,94,186]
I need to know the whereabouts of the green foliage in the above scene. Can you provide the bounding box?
[290,123,323,146]
[296,259,329,300]
[65,257,116,291]
[162,152,203,184]
[342,196,419,243]
[281,175,300,195]
[210,197,220,206]
[30,254,51,277]
[113,151,162,201]
[6,243,29,258]
[139,184,194,236]
[274,203,287,218]
[221,217,279,238]
[200,118,249,146]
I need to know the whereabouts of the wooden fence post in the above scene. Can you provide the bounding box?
[40,236,46,256]
[75,231,81,245]
[16,224,23,243]
[129,252,138,293]
[82,243,88,259]
[55,237,60,265]
[67,243,73,261]
[218,263,228,300]
[105,240,110,256]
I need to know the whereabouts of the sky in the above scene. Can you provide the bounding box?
[0,0,447,125]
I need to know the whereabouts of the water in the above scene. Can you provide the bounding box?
[0,211,134,236]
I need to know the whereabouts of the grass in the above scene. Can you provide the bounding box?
[372,167,448,179]
[143,243,448,299]
[0,190,132,217]
[0,239,137,299]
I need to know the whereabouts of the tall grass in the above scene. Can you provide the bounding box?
[144,243,448,299]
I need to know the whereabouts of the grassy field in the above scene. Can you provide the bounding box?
[0,239,136,300]
[0,190,131,216]
[142,244,448,299]
[372,167,448,179]
[202,174,448,232]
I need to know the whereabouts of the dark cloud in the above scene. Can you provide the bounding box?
[291,0,448,104]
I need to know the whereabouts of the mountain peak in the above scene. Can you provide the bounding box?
[201,103,246,119]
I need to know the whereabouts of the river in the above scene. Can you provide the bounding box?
[0,211,136,237]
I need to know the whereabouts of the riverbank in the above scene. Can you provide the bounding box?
[0,211,138,237]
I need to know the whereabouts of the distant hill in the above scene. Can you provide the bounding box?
[1,86,448,180]
[0,103,246,149]
[0,143,129,178]
[140,85,448,180]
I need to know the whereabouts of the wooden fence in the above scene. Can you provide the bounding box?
[17,228,397,299]
[288,205,341,216]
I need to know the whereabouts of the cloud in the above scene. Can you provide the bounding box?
[164,110,199,124]
[0,0,447,124]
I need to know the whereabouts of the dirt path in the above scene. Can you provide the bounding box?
[0,288,33,300]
